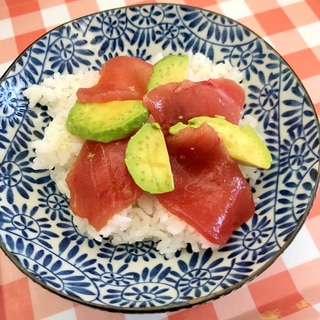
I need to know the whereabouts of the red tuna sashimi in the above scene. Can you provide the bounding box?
[157,123,255,245]
[66,140,143,230]
[143,79,245,134]
[77,56,153,103]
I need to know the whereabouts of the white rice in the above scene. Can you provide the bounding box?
[24,53,255,257]
[26,71,98,195]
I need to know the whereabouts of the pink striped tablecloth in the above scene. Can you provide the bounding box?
[0,0,319,319]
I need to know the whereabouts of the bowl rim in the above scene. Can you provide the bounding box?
[0,2,319,314]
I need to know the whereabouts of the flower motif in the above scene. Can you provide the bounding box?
[0,203,59,249]
[177,268,213,297]
[222,40,266,80]
[174,251,227,298]
[37,182,70,221]
[11,214,40,240]
[48,25,93,74]
[280,137,309,184]
[154,23,186,51]
[0,161,22,190]
[0,78,27,130]
[104,282,177,307]
[121,283,175,307]
[99,263,139,287]
[246,70,280,130]
[113,241,157,263]
[220,215,277,262]
[0,150,36,204]
[130,4,197,52]
[287,138,309,170]
[100,11,127,39]
[91,10,128,56]
[129,5,165,28]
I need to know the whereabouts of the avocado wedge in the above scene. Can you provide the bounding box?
[170,116,272,169]
[147,55,189,91]
[125,122,174,194]
[66,100,149,143]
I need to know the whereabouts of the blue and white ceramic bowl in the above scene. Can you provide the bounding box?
[0,4,319,313]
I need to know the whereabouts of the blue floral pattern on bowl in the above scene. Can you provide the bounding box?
[0,4,319,312]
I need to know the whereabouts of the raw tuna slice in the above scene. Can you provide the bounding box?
[143,79,245,134]
[66,139,143,230]
[157,123,255,245]
[77,56,153,103]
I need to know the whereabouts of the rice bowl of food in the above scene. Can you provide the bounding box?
[0,3,319,313]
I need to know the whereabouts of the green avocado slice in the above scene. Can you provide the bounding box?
[147,55,189,91]
[170,116,272,169]
[125,122,174,194]
[66,100,149,143]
